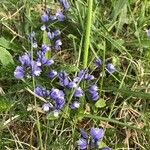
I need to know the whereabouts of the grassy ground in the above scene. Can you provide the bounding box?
[0,0,150,149]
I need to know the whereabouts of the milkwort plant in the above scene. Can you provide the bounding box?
[13,0,116,149]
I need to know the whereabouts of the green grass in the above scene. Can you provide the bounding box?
[0,0,150,149]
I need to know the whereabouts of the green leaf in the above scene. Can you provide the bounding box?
[0,37,10,49]
[61,64,79,73]
[0,47,14,66]
[98,141,107,149]
[0,37,21,52]
[95,98,106,108]
[43,30,51,59]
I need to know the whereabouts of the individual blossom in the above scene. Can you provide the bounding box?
[53,109,60,117]
[89,84,98,92]
[34,86,50,97]
[68,81,77,88]
[41,25,46,31]
[47,70,57,78]
[50,15,57,21]
[60,0,70,10]
[55,39,62,50]
[47,31,55,40]
[28,31,35,41]
[32,42,38,48]
[77,138,87,150]
[58,71,69,87]
[78,69,86,78]
[74,87,83,97]
[80,129,88,139]
[106,63,116,73]
[41,12,49,22]
[42,102,53,112]
[90,127,104,142]
[14,66,25,79]
[54,29,61,36]
[55,97,65,109]
[37,51,54,66]
[19,53,31,67]
[73,69,86,83]
[88,84,99,101]
[95,58,102,67]
[41,44,50,52]
[31,61,42,76]
[55,10,65,21]
[50,88,65,109]
[84,74,94,81]
[146,29,150,37]
[70,101,80,109]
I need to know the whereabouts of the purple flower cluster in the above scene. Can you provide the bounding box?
[14,49,54,79]
[94,58,116,74]
[35,86,65,113]
[77,128,111,150]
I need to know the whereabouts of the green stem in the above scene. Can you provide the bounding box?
[31,37,44,150]
[83,0,93,68]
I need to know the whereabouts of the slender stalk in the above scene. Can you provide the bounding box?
[83,0,93,68]
[83,114,141,131]
[99,41,106,98]
[31,36,44,150]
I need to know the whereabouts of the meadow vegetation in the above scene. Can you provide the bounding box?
[0,0,150,149]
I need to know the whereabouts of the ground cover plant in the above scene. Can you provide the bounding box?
[0,0,150,149]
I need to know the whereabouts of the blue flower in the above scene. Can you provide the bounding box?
[14,66,24,79]
[88,84,98,92]
[41,44,50,52]
[77,138,87,150]
[41,12,49,22]
[95,58,102,67]
[50,15,57,21]
[50,88,65,109]
[28,31,35,41]
[32,42,38,48]
[54,29,61,36]
[42,102,53,112]
[31,61,42,76]
[84,74,94,81]
[47,70,57,78]
[56,11,65,21]
[58,71,69,87]
[70,101,80,109]
[53,109,60,117]
[106,63,116,73]
[50,88,65,100]
[41,25,46,31]
[37,51,54,66]
[55,97,65,109]
[60,0,70,10]
[55,39,62,50]
[146,29,150,37]
[34,86,50,97]
[68,81,77,88]
[88,84,99,101]
[80,129,88,139]
[78,69,85,78]
[19,53,31,66]
[47,31,55,40]
[90,127,104,142]
[74,87,83,97]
